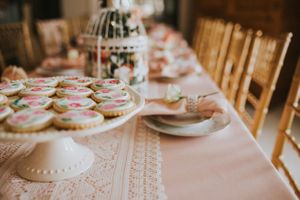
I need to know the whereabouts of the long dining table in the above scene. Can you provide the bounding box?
[0,27,298,200]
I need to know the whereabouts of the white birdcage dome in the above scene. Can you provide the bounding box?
[83,0,148,52]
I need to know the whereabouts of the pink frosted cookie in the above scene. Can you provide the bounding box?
[56,86,93,97]
[5,109,53,133]
[91,79,125,91]
[19,86,56,97]
[26,78,58,87]
[53,96,96,112]
[95,99,135,117]
[54,110,104,130]
[0,106,13,121]
[10,96,53,111]
[0,82,25,96]
[91,88,130,103]
[0,94,8,105]
[60,77,93,87]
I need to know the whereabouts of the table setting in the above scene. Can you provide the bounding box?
[0,0,298,199]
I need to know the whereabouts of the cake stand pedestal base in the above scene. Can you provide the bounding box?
[17,137,94,182]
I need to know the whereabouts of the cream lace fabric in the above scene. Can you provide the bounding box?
[0,118,166,200]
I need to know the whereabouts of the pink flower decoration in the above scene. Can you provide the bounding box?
[102,104,117,110]
[78,79,87,83]
[33,110,45,115]
[36,79,46,83]
[108,79,119,84]
[112,93,122,98]
[65,86,76,90]
[14,115,29,123]
[0,107,5,112]
[95,80,105,84]
[82,110,96,117]
[78,89,88,92]
[24,96,40,101]
[100,89,111,93]
[67,96,82,101]
[32,87,43,91]
[69,103,82,108]
[115,99,126,103]
[28,101,40,106]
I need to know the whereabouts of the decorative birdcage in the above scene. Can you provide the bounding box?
[83,0,148,86]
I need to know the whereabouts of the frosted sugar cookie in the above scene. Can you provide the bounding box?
[53,96,96,112]
[91,88,130,103]
[95,99,135,117]
[54,110,104,130]
[5,109,53,133]
[56,86,93,97]
[0,81,25,96]
[26,78,58,87]
[60,77,93,87]
[0,106,13,121]
[91,79,125,91]
[10,96,53,111]
[19,86,56,97]
[0,94,8,105]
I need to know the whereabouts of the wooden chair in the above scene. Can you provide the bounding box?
[67,17,89,38]
[235,32,293,138]
[220,24,253,104]
[271,57,300,197]
[36,19,70,57]
[0,22,34,69]
[193,17,233,84]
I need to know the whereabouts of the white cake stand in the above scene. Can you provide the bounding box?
[0,85,144,182]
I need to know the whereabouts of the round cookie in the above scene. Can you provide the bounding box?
[56,86,93,97]
[26,78,58,87]
[91,88,130,103]
[0,106,13,121]
[0,82,25,96]
[0,94,8,105]
[53,96,96,112]
[19,86,56,97]
[91,79,125,91]
[5,109,53,133]
[60,77,93,87]
[54,110,104,130]
[11,96,53,111]
[95,99,135,117]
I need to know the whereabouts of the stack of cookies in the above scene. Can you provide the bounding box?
[0,77,136,133]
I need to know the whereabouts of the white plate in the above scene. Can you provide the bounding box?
[143,113,231,137]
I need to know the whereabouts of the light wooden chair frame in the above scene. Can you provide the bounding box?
[220,24,253,104]
[235,32,293,138]
[193,17,233,84]
[271,57,300,197]
[36,19,70,57]
[0,22,34,68]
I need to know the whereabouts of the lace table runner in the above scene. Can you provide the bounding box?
[0,118,166,200]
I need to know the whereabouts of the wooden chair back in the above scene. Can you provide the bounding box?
[0,22,34,69]
[36,19,70,56]
[193,17,233,83]
[67,17,89,39]
[220,24,253,104]
[235,32,293,138]
[272,57,300,197]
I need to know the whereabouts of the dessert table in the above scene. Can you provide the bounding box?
[0,24,297,200]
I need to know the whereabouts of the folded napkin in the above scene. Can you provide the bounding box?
[139,96,227,118]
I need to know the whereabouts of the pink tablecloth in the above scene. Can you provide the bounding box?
[147,74,297,200]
